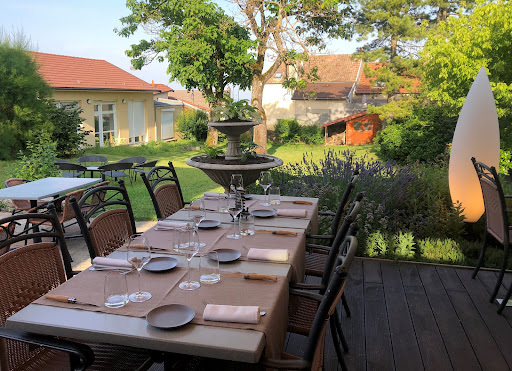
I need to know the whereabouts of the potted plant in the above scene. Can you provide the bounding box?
[211,97,262,123]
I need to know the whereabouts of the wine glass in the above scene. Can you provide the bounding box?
[231,174,244,191]
[126,234,152,302]
[258,171,273,206]
[226,195,242,239]
[178,231,200,290]
[188,198,206,248]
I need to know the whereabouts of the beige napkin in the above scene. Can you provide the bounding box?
[203,304,260,324]
[276,209,307,218]
[203,192,226,199]
[155,220,189,230]
[92,257,132,269]
[247,248,289,262]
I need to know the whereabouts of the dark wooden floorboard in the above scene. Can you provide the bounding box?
[341,260,366,371]
[400,264,452,371]
[381,263,423,371]
[456,269,512,369]
[286,260,512,371]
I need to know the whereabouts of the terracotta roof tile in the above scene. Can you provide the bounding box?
[32,52,158,91]
[167,90,209,111]
[322,111,368,127]
[152,83,174,94]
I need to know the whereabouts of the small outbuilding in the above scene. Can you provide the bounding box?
[322,111,382,145]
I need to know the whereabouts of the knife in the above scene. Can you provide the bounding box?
[44,294,99,307]
[256,230,298,236]
[223,273,278,282]
[280,200,313,205]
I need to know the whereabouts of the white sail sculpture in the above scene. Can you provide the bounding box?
[449,67,500,222]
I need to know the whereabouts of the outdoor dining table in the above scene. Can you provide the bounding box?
[167,195,319,233]
[5,195,320,364]
[0,177,101,208]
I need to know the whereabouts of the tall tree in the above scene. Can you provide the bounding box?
[232,0,353,152]
[0,29,53,159]
[117,0,255,107]
[421,0,512,143]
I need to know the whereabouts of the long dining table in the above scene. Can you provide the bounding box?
[6,195,319,364]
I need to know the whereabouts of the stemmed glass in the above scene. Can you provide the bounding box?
[188,198,206,248]
[126,234,152,302]
[178,231,200,290]
[231,174,244,191]
[226,195,242,239]
[258,171,273,206]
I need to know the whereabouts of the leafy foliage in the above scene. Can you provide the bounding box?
[211,97,262,123]
[117,0,254,106]
[375,104,457,163]
[422,0,512,119]
[273,119,323,144]
[177,110,209,141]
[240,141,259,162]
[0,40,53,159]
[202,144,223,159]
[418,238,466,264]
[12,130,60,180]
[499,149,512,175]
[47,101,91,158]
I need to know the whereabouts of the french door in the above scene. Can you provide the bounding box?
[94,102,116,147]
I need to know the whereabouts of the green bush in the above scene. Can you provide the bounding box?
[48,101,91,158]
[417,238,466,264]
[376,105,457,164]
[274,118,301,143]
[300,124,324,144]
[12,130,60,180]
[177,110,209,141]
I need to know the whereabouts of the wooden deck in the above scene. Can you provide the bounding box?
[285,259,512,371]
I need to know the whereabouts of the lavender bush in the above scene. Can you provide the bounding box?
[254,149,466,253]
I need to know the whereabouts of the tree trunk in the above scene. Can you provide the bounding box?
[206,127,218,146]
[251,75,267,154]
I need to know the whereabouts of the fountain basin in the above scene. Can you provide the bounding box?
[186,155,283,191]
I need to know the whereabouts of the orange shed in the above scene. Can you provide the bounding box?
[322,111,382,145]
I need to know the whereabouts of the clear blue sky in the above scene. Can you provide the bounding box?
[0,0,361,97]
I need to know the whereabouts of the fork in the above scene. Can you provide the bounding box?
[241,245,249,251]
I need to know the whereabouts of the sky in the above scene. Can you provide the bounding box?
[0,0,363,98]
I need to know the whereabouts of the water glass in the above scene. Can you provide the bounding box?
[104,270,128,308]
[239,212,255,236]
[173,226,192,252]
[269,186,281,205]
[200,251,220,284]
[217,195,229,213]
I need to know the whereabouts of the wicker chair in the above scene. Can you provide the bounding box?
[306,170,359,246]
[184,236,358,371]
[77,155,108,166]
[0,206,157,371]
[471,157,512,314]
[0,222,16,256]
[4,178,47,214]
[100,162,134,186]
[71,180,136,259]
[140,161,186,220]
[56,162,87,178]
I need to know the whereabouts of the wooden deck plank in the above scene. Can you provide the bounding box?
[341,260,366,371]
[436,266,466,291]
[456,269,512,369]
[364,261,394,371]
[417,265,481,370]
[476,270,512,325]
[400,264,452,371]
[363,259,382,284]
[397,263,422,286]
[381,263,423,371]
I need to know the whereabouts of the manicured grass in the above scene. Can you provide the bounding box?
[0,140,376,221]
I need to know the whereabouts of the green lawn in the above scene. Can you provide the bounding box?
[0,141,376,221]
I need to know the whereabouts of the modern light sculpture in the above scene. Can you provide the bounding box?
[449,67,500,222]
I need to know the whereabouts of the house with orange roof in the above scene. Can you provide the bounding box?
[262,54,387,127]
[33,52,176,146]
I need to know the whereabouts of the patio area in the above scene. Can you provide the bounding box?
[289,259,512,370]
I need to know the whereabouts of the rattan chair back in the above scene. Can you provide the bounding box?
[319,194,362,292]
[303,236,357,370]
[141,161,184,219]
[0,222,16,256]
[71,180,136,259]
[4,178,32,212]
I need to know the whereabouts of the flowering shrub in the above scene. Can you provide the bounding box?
[255,149,466,252]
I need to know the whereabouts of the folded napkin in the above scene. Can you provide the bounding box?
[203,192,226,199]
[155,220,189,230]
[203,304,260,324]
[92,257,132,269]
[247,248,289,262]
[276,209,307,218]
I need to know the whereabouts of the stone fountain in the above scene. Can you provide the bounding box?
[186,120,283,190]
